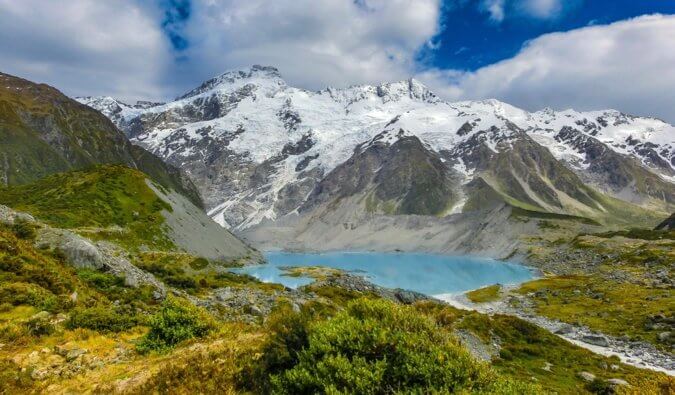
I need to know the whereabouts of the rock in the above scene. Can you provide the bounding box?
[582,334,610,347]
[65,348,87,362]
[30,368,50,381]
[60,237,105,269]
[607,378,629,386]
[657,331,671,343]
[54,345,69,357]
[577,371,596,382]
[291,303,301,313]
[30,311,52,321]
[0,205,36,225]
[554,324,574,335]
[393,289,428,304]
[247,305,264,317]
[610,364,620,371]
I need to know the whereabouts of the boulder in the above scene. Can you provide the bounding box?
[607,378,629,386]
[577,371,596,382]
[657,331,671,343]
[581,334,610,347]
[65,348,88,362]
[0,205,36,225]
[60,237,104,269]
[554,324,575,335]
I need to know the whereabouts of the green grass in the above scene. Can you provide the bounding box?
[0,165,175,250]
[517,275,674,351]
[520,227,675,354]
[134,251,281,295]
[590,228,675,241]
[466,284,502,303]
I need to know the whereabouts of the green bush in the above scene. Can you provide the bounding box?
[66,305,140,332]
[264,298,539,394]
[24,314,55,336]
[136,297,216,353]
[586,378,616,395]
[11,219,36,240]
[189,257,209,270]
[165,274,198,290]
[0,282,60,312]
[77,269,125,290]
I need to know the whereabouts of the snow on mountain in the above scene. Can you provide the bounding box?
[78,65,675,229]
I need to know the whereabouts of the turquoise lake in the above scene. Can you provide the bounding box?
[233,252,537,296]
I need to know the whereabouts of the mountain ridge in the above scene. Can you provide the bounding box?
[77,65,675,254]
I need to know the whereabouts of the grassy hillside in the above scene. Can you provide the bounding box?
[0,72,202,207]
[0,211,671,393]
[0,165,175,250]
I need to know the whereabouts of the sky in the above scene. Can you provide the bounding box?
[1,0,674,122]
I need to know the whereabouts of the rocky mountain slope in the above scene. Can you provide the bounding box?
[79,65,675,254]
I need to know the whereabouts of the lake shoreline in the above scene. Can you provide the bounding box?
[234,251,538,295]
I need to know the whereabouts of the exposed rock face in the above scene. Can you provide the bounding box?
[0,204,36,225]
[552,126,675,206]
[655,212,675,230]
[581,334,610,347]
[302,133,459,216]
[35,227,166,295]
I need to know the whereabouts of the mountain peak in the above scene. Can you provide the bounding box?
[176,65,285,100]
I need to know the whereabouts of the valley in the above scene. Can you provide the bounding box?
[0,68,672,394]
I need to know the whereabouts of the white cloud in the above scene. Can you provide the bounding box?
[518,0,562,19]
[177,0,442,93]
[417,14,675,123]
[481,0,506,22]
[0,0,171,101]
[479,0,569,23]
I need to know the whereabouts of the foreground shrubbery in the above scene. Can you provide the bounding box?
[257,298,539,394]
[66,305,141,332]
[137,297,216,352]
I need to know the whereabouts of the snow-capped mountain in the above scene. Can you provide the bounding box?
[78,65,675,253]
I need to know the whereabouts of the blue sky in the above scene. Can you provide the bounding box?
[430,0,675,71]
[1,0,674,122]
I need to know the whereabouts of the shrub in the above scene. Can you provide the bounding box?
[0,254,23,272]
[0,282,60,312]
[586,378,616,395]
[66,305,140,332]
[263,298,539,394]
[137,297,216,353]
[77,269,125,290]
[165,274,198,290]
[189,257,209,270]
[24,314,55,336]
[11,219,36,240]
